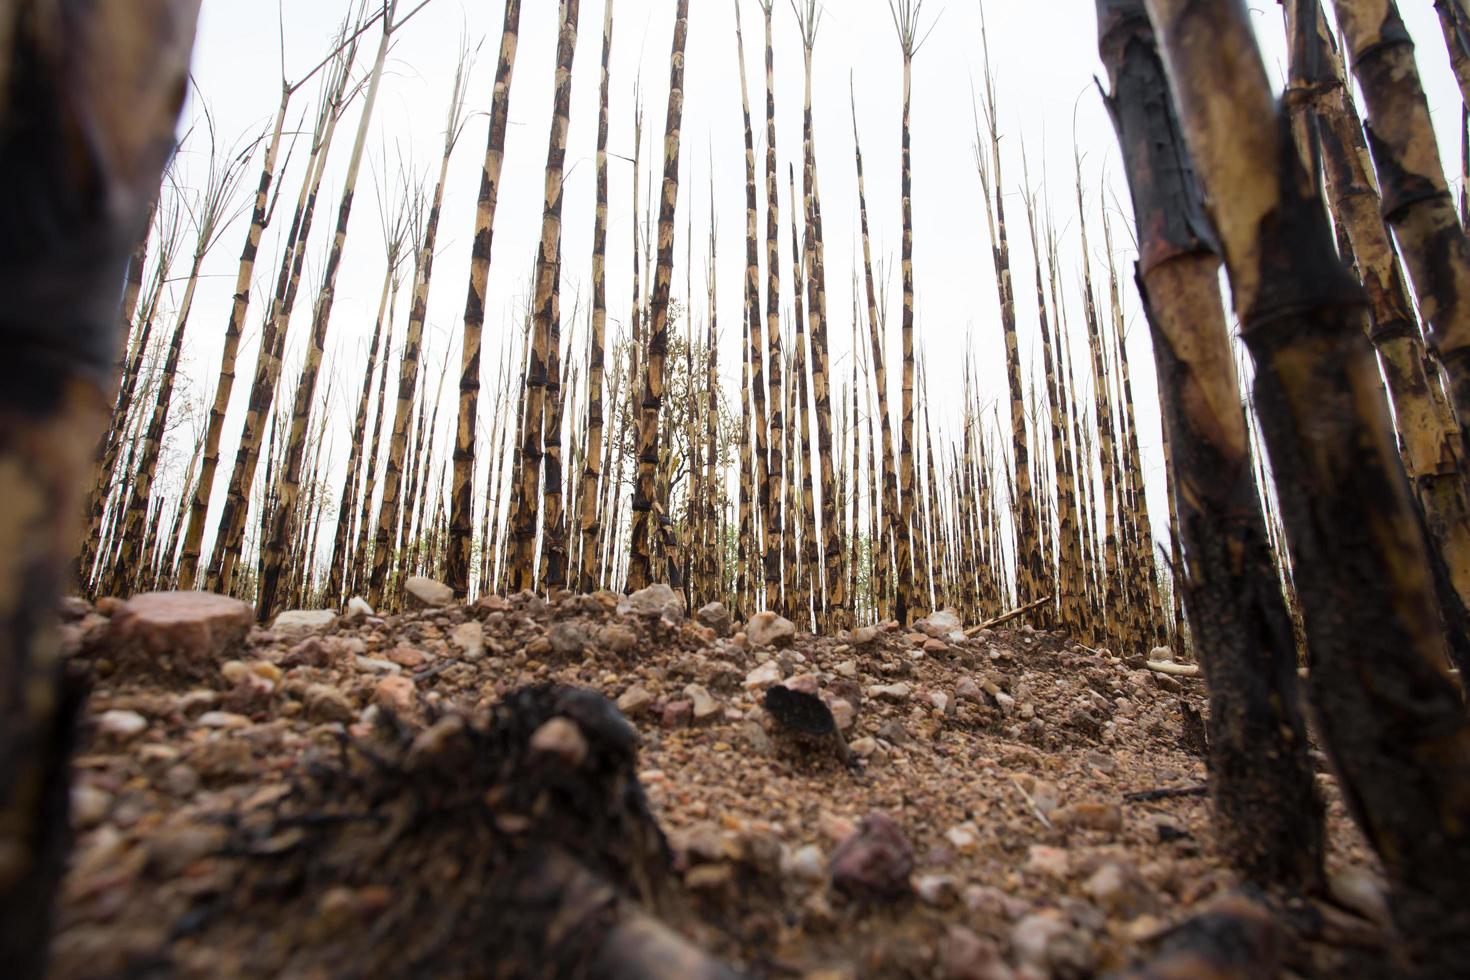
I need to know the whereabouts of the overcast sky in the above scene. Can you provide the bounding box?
[161,0,1469,579]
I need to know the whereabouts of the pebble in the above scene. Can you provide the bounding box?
[916,873,960,907]
[684,684,721,725]
[939,924,1013,980]
[661,700,693,729]
[450,621,484,660]
[746,611,796,649]
[529,717,588,767]
[547,622,589,657]
[1083,862,1153,918]
[743,662,783,692]
[783,843,828,882]
[71,785,112,828]
[273,609,338,633]
[617,685,654,718]
[375,676,416,714]
[598,624,638,655]
[1053,802,1123,834]
[695,601,734,636]
[869,682,911,703]
[944,822,981,854]
[196,711,251,730]
[405,576,454,608]
[354,655,401,675]
[829,811,914,900]
[1026,845,1071,879]
[849,625,880,647]
[833,660,857,678]
[828,698,855,731]
[303,685,354,724]
[96,710,147,741]
[386,646,426,669]
[344,596,375,620]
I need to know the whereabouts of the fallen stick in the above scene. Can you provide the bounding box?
[965,596,1054,636]
[1010,776,1054,829]
[1147,660,1201,678]
[1124,785,1209,803]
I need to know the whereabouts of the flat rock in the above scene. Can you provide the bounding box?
[684,684,721,725]
[96,709,147,741]
[107,591,253,679]
[869,682,911,703]
[743,662,783,691]
[274,609,338,633]
[405,576,453,608]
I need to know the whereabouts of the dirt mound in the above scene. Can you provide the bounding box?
[53,589,1388,978]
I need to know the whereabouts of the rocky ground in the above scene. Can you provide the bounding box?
[49,582,1393,978]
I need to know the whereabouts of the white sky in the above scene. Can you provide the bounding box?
[160,0,1468,578]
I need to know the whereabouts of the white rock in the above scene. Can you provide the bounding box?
[945,822,981,854]
[273,609,338,633]
[684,684,721,725]
[450,621,485,661]
[783,843,828,882]
[745,611,796,649]
[916,873,960,907]
[196,711,251,730]
[405,576,454,608]
[743,662,784,692]
[354,655,402,675]
[868,682,912,703]
[833,659,857,678]
[624,583,685,620]
[97,709,147,741]
[345,596,375,620]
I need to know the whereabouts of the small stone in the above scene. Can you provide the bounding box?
[1149,645,1175,663]
[783,843,828,882]
[661,700,693,729]
[304,685,355,724]
[405,576,454,608]
[923,638,950,656]
[626,583,685,621]
[1011,911,1076,971]
[529,717,588,767]
[1026,845,1071,879]
[850,736,879,758]
[916,873,960,907]
[869,682,911,703]
[745,611,796,649]
[354,655,401,675]
[819,812,857,843]
[1083,862,1153,918]
[344,596,375,620]
[196,711,251,729]
[71,785,111,828]
[617,685,654,717]
[450,621,484,660]
[598,624,638,654]
[849,625,880,647]
[273,609,338,633]
[1053,802,1123,834]
[1329,868,1392,928]
[96,709,147,741]
[944,822,981,854]
[927,691,952,714]
[956,677,983,703]
[375,676,416,714]
[743,662,783,691]
[386,645,426,669]
[165,764,200,796]
[994,691,1016,715]
[939,924,1012,980]
[829,811,914,901]
[685,684,721,725]
[695,601,734,636]
[828,698,855,731]
[548,622,589,657]
[833,659,857,678]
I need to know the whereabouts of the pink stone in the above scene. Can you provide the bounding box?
[109,591,253,675]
